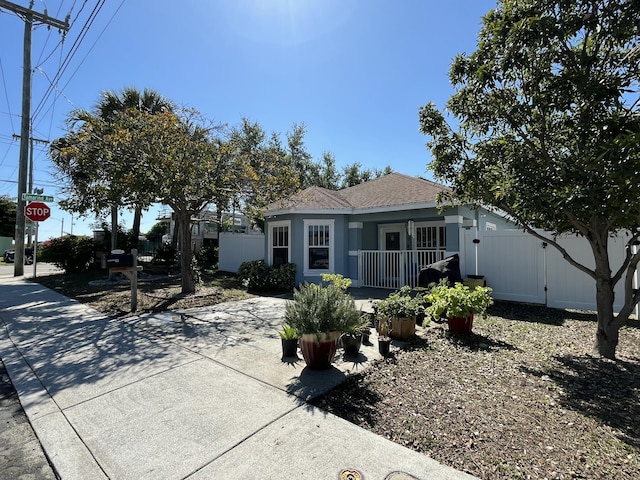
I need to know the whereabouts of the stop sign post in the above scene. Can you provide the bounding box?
[24,201,51,222]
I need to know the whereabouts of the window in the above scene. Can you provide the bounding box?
[304,219,334,273]
[485,222,497,231]
[415,224,446,250]
[269,221,290,267]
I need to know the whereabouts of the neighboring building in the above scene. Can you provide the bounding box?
[263,173,513,288]
[157,208,259,252]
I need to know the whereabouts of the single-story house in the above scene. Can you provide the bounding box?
[263,173,513,288]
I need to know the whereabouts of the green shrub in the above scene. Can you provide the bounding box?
[195,245,219,269]
[238,260,296,292]
[152,244,177,265]
[284,282,364,336]
[39,236,95,273]
[269,262,296,291]
[376,285,421,318]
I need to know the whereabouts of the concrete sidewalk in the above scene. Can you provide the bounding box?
[0,276,477,480]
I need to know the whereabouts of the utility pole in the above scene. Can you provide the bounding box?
[0,1,69,276]
[13,134,50,246]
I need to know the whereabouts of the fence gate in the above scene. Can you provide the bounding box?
[462,229,636,313]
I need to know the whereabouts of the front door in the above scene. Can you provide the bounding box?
[379,224,406,288]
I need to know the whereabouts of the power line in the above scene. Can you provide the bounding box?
[0,0,69,275]
[32,0,104,123]
[0,58,15,132]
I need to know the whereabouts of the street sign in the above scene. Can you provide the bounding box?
[22,193,54,202]
[24,201,51,222]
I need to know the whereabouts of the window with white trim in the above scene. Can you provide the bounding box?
[304,219,334,273]
[269,221,290,267]
[415,224,446,250]
[485,222,497,231]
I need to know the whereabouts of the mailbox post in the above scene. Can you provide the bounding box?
[106,249,142,312]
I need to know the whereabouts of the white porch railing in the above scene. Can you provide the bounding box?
[358,249,445,289]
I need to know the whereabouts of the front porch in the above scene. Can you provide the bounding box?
[357,249,445,289]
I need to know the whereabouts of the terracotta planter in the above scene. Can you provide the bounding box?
[281,338,298,358]
[298,332,341,369]
[389,316,416,340]
[447,314,474,334]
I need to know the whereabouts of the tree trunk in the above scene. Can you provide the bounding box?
[177,211,196,294]
[591,234,625,359]
[594,275,619,359]
[131,205,142,249]
[110,206,118,251]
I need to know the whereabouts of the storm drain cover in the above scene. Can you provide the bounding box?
[339,468,363,480]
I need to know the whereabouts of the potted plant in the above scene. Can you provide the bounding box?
[278,323,298,359]
[284,274,363,369]
[424,280,493,334]
[341,315,370,356]
[377,316,392,356]
[375,286,420,340]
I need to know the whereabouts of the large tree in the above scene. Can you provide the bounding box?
[110,109,297,293]
[420,0,640,359]
[50,87,173,250]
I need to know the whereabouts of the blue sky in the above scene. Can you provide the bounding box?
[0,0,496,240]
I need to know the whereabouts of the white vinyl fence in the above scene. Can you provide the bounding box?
[461,229,639,314]
[218,232,265,273]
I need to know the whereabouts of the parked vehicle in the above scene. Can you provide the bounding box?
[3,248,34,265]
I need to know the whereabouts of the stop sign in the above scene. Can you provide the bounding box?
[24,201,51,222]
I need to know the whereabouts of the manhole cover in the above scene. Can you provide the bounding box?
[339,468,363,480]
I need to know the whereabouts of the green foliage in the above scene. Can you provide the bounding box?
[419,0,640,357]
[284,282,363,337]
[420,0,640,233]
[152,244,177,265]
[50,88,173,219]
[320,273,351,291]
[424,281,493,321]
[376,286,421,319]
[145,221,168,242]
[269,263,296,290]
[39,236,96,273]
[237,260,296,292]
[0,196,16,237]
[96,222,135,252]
[278,323,298,340]
[195,245,219,270]
[238,260,270,289]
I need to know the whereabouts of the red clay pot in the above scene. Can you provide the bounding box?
[298,332,340,369]
[447,314,474,334]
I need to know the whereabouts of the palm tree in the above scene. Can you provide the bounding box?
[92,88,173,250]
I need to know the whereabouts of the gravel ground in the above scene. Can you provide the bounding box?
[27,273,640,479]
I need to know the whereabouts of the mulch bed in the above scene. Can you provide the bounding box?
[312,302,640,480]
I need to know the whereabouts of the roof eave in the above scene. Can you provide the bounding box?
[264,201,442,218]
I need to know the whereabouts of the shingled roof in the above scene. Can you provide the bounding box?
[265,173,450,214]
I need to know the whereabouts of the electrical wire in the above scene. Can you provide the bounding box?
[0,58,15,133]
[32,0,105,123]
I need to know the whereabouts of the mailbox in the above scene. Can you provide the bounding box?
[105,253,134,268]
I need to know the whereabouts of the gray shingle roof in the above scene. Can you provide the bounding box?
[265,173,449,214]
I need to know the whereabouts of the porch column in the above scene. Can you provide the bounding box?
[348,222,363,287]
[444,215,463,257]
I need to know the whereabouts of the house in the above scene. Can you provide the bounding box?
[157,207,259,252]
[263,173,513,288]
